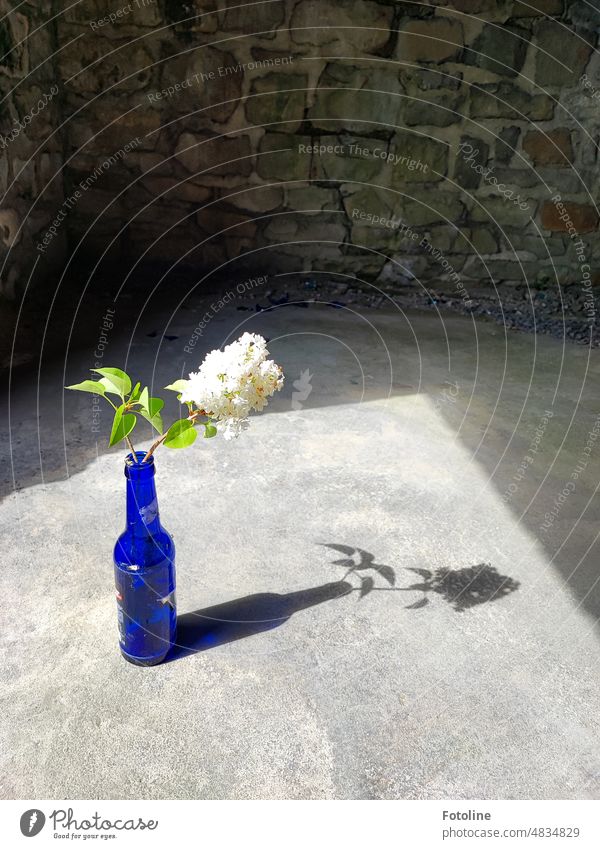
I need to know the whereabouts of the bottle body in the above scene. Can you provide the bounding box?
[113,452,176,666]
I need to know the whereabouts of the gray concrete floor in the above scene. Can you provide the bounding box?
[1,299,599,799]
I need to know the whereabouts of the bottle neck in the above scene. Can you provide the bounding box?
[124,453,162,537]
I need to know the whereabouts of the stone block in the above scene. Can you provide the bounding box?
[67,107,161,156]
[24,25,54,78]
[470,82,554,120]
[261,216,346,264]
[397,18,464,64]
[534,21,593,86]
[404,88,466,127]
[420,225,457,252]
[12,85,56,140]
[352,222,407,253]
[536,167,593,193]
[250,47,300,64]
[266,213,346,246]
[491,168,538,188]
[290,1,393,54]
[511,0,563,15]
[308,88,401,135]
[221,3,286,36]
[465,226,499,255]
[316,136,389,183]
[262,217,298,241]
[454,137,490,190]
[285,185,340,214]
[75,0,162,30]
[174,132,253,177]
[62,0,104,23]
[470,196,535,227]
[467,24,530,78]
[495,126,520,165]
[347,184,466,231]
[341,183,394,211]
[256,133,312,182]
[246,73,308,132]
[134,152,174,177]
[37,152,62,187]
[127,192,193,225]
[223,185,284,213]
[400,67,463,94]
[463,256,538,282]
[540,200,599,233]
[503,230,566,258]
[389,130,449,186]
[141,176,212,204]
[309,63,404,133]
[178,47,244,124]
[60,38,155,94]
[401,190,464,227]
[523,128,574,166]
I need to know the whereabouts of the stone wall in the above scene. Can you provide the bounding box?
[0,0,65,300]
[3,0,600,302]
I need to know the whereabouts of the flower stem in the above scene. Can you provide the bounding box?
[141,410,204,463]
[126,435,138,462]
[142,433,168,463]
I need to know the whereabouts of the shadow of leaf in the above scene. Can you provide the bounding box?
[374,564,396,586]
[359,576,375,598]
[405,597,429,610]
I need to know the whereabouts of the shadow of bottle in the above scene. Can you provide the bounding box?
[166,580,354,661]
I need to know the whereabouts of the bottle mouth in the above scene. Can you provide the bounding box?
[125,451,155,473]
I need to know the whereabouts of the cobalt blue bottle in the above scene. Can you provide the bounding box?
[114,452,176,666]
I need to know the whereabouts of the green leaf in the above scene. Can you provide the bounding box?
[147,396,164,418]
[203,423,217,438]
[65,380,106,396]
[164,418,197,449]
[98,377,124,397]
[129,382,141,402]
[109,405,136,447]
[92,367,131,397]
[138,396,164,434]
[164,379,189,393]
[139,386,149,411]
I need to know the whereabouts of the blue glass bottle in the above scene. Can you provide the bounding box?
[114,452,176,666]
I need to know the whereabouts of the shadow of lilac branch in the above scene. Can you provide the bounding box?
[321,544,520,612]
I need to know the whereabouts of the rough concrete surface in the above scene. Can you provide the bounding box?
[1,301,599,799]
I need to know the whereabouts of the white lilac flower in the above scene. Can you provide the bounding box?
[180,332,284,439]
